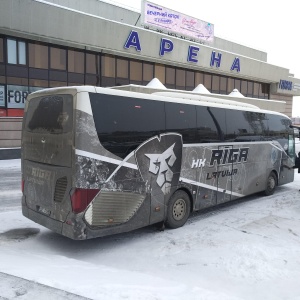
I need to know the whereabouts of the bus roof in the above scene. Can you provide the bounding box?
[28,85,290,118]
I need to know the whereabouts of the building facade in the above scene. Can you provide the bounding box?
[0,0,300,148]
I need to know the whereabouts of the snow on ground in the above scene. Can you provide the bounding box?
[0,158,21,168]
[1,158,300,300]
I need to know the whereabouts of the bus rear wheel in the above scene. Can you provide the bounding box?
[165,190,191,229]
[264,172,277,196]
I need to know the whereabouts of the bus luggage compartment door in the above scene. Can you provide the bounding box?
[216,145,233,204]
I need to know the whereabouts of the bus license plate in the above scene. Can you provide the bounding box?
[37,206,51,216]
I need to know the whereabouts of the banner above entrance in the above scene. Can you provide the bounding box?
[141,0,214,43]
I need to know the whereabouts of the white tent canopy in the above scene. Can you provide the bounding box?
[228,88,245,97]
[192,84,211,94]
[146,78,167,89]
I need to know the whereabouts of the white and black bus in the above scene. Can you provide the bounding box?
[21,86,296,240]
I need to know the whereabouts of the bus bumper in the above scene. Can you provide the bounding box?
[22,203,88,240]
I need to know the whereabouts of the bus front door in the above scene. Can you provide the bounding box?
[216,145,233,204]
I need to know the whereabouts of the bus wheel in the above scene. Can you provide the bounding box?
[165,190,191,229]
[264,172,277,196]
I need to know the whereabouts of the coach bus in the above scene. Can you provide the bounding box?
[21,86,296,240]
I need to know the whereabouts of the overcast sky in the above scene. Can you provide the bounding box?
[112,0,300,116]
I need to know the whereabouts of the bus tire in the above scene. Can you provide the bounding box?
[165,190,191,229]
[264,172,277,196]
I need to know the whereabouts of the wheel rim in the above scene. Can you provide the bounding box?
[268,176,276,190]
[172,198,186,221]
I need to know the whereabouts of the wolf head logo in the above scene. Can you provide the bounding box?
[145,143,176,194]
[135,133,182,196]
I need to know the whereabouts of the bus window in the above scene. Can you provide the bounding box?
[90,93,165,158]
[204,107,226,141]
[243,112,263,135]
[257,113,268,136]
[196,106,220,142]
[267,114,290,136]
[266,114,290,149]
[288,134,295,158]
[165,102,196,143]
[225,109,252,141]
[25,95,73,134]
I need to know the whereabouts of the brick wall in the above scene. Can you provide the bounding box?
[0,118,23,148]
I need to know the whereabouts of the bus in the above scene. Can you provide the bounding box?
[21,86,296,240]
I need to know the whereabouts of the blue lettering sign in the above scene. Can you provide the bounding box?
[279,79,293,91]
[123,32,245,74]
[124,30,141,51]
[187,46,200,63]
[147,10,168,17]
[14,91,22,103]
[210,51,222,68]
[231,57,240,72]
[159,38,173,56]
[8,91,14,103]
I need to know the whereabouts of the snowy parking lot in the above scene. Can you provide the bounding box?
[1,155,300,300]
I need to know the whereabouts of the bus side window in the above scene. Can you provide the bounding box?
[257,113,269,138]
[202,107,225,142]
[90,93,165,158]
[165,102,197,144]
[266,114,290,150]
[225,110,252,141]
[288,134,295,158]
[243,112,264,137]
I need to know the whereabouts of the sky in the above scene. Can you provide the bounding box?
[111,0,300,116]
[1,157,300,299]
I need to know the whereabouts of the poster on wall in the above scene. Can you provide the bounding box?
[7,85,43,109]
[7,85,29,109]
[0,85,5,107]
[141,0,214,43]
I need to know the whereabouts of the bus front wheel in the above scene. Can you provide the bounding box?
[165,190,191,229]
[264,172,277,196]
